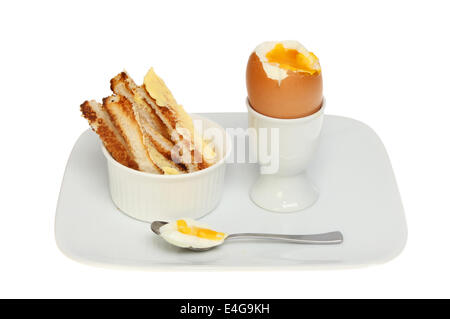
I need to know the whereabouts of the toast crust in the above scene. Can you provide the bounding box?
[80,100,138,170]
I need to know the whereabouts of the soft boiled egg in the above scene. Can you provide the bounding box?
[159,218,227,249]
[246,40,323,119]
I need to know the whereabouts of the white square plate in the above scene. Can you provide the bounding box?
[55,113,407,270]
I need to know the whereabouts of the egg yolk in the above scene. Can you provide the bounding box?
[176,219,225,241]
[266,43,320,75]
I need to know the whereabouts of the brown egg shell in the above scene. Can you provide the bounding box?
[246,52,323,119]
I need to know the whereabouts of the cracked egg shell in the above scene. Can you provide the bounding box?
[246,51,323,119]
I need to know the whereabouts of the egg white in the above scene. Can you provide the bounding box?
[159,218,227,249]
[254,40,319,83]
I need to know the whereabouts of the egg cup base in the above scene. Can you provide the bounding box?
[250,172,319,213]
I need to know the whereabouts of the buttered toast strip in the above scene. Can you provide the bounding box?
[110,72,186,174]
[81,69,216,174]
[142,68,217,171]
[135,106,185,174]
[103,95,161,174]
[110,71,170,140]
[80,100,138,170]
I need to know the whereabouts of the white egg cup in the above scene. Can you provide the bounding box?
[247,99,325,213]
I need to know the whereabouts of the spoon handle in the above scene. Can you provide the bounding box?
[226,231,343,245]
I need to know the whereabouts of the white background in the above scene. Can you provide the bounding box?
[1,0,449,298]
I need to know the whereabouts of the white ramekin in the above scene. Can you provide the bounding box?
[102,114,231,222]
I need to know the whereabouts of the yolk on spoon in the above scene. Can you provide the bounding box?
[265,43,320,75]
[176,219,225,241]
